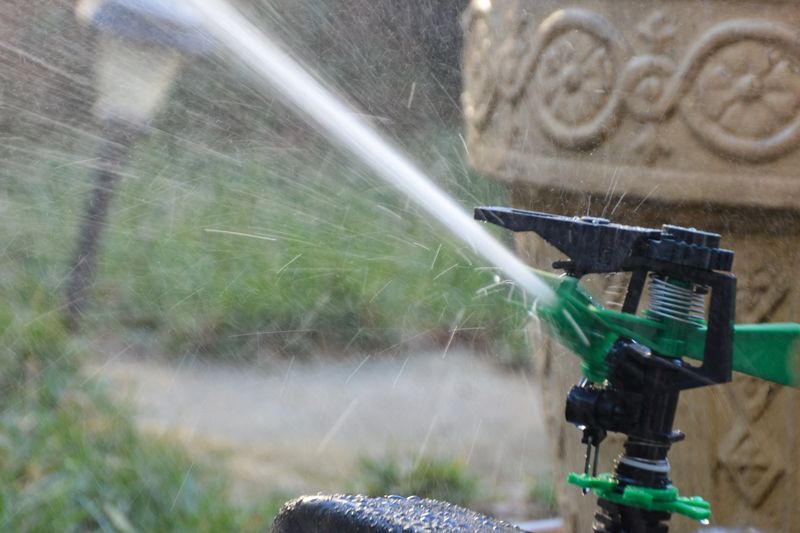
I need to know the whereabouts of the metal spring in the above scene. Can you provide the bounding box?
[647,275,706,325]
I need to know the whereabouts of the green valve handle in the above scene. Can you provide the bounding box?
[567,473,711,523]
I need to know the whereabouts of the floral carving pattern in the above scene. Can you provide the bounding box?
[636,10,675,54]
[629,10,676,165]
[477,8,800,162]
[693,41,800,139]
[520,10,628,148]
[536,32,614,127]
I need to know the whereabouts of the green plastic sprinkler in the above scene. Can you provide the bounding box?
[474,207,800,532]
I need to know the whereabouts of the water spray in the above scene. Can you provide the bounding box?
[183,2,800,530]
[185,0,556,306]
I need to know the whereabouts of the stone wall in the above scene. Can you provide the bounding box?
[462,0,800,209]
[462,1,800,531]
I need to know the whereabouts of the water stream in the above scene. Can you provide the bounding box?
[185,0,557,306]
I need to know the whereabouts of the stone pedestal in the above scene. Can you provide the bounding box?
[462,1,800,531]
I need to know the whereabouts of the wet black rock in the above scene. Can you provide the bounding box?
[271,493,523,533]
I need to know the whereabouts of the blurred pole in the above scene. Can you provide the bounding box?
[65,2,189,329]
[64,122,137,330]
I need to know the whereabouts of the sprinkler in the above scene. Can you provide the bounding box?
[475,206,800,531]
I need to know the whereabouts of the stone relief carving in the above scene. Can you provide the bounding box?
[715,260,791,509]
[504,9,629,148]
[636,10,675,55]
[629,11,676,165]
[732,375,780,420]
[475,8,800,162]
[632,123,671,164]
[461,2,498,131]
[737,263,791,323]
[535,31,616,146]
[681,29,800,162]
[692,43,800,141]
[717,422,784,507]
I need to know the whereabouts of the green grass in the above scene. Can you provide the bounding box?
[356,455,479,507]
[0,299,275,532]
[1,128,530,362]
[528,476,559,516]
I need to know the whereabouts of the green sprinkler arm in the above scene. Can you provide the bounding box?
[536,273,800,387]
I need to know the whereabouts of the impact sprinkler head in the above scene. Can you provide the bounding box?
[475,205,800,527]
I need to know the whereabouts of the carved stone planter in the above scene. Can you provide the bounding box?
[462,1,800,532]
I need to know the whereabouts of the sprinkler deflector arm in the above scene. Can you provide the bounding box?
[475,207,800,388]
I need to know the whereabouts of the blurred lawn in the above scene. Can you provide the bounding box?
[2,128,530,362]
[0,127,533,529]
[0,297,275,531]
[356,455,479,508]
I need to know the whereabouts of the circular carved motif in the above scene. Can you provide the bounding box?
[697,42,800,138]
[529,10,629,149]
[621,55,676,121]
[536,32,615,127]
[680,26,800,162]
